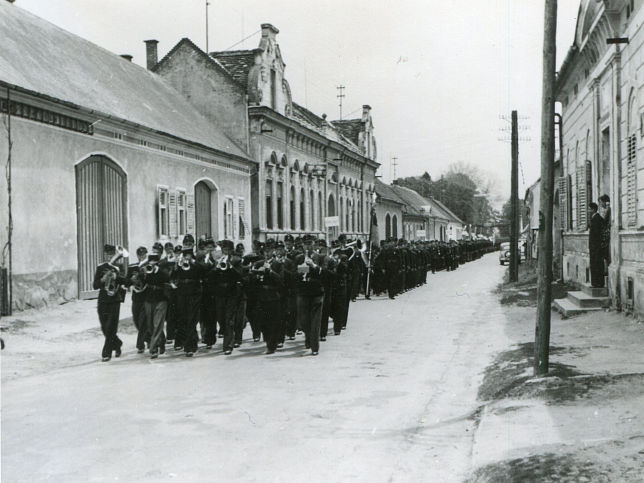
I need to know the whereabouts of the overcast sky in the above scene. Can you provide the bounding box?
[17,0,580,207]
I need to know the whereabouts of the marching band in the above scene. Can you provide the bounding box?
[94,235,493,361]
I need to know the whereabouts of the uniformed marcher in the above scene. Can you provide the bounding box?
[214,239,243,355]
[93,244,128,362]
[128,246,150,354]
[249,247,284,354]
[143,243,172,359]
[173,236,204,357]
[295,235,325,355]
[200,237,218,349]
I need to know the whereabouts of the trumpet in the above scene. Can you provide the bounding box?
[180,257,192,271]
[144,263,157,275]
[218,255,229,271]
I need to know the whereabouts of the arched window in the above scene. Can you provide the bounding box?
[265,180,273,229]
[290,186,296,230]
[328,193,335,216]
[385,213,391,239]
[277,181,284,229]
[300,188,305,230]
[392,214,398,239]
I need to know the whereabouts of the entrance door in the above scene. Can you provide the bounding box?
[76,155,127,298]
[195,181,212,238]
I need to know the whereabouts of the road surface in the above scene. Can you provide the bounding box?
[2,253,510,482]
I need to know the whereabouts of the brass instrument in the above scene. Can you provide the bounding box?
[103,268,119,296]
[218,255,229,271]
[180,257,192,270]
[109,246,129,264]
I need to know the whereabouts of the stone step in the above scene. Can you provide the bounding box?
[566,291,611,308]
[552,297,603,318]
[581,283,609,298]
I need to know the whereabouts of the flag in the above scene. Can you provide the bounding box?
[369,208,379,246]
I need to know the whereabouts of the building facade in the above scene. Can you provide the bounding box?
[374,179,404,241]
[157,24,380,243]
[0,3,253,311]
[556,0,644,316]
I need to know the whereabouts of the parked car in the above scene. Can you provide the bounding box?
[499,242,524,265]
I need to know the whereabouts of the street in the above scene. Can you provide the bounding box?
[2,254,509,482]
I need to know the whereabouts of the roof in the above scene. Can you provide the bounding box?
[0,2,247,159]
[375,179,405,206]
[431,198,464,224]
[388,185,427,218]
[332,119,362,145]
[209,49,260,88]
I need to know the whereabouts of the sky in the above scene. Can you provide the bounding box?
[16,0,581,207]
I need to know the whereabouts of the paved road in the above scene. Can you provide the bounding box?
[2,253,511,482]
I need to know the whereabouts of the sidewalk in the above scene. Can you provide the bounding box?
[0,297,136,381]
[467,269,644,482]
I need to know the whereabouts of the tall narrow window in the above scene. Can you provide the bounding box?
[177,190,186,236]
[265,180,273,230]
[290,186,296,230]
[224,197,234,239]
[385,213,391,239]
[157,186,169,238]
[392,214,398,239]
[277,181,284,229]
[238,198,246,240]
[310,189,315,230]
[271,69,277,109]
[300,188,305,230]
[627,134,637,227]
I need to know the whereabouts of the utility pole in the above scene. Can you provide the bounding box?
[392,156,398,182]
[535,0,557,376]
[336,85,345,120]
[205,0,211,53]
[509,111,519,283]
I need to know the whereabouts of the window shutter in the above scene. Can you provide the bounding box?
[238,198,246,240]
[557,176,569,230]
[157,186,168,238]
[169,191,178,238]
[186,194,195,234]
[627,134,637,227]
[231,198,236,240]
[576,165,588,230]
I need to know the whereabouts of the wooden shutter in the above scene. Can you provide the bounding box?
[238,198,246,240]
[576,165,588,230]
[627,134,637,227]
[186,194,195,234]
[556,176,570,230]
[169,191,178,238]
[157,186,168,238]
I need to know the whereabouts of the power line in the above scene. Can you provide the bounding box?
[222,29,261,51]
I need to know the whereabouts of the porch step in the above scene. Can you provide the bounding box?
[566,291,611,308]
[581,283,609,298]
[552,297,603,318]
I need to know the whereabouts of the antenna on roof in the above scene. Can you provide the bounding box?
[206,0,211,53]
[392,156,398,182]
[336,85,345,120]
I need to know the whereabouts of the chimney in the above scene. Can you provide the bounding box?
[144,39,158,70]
[362,104,371,120]
[261,23,280,41]
[120,54,133,62]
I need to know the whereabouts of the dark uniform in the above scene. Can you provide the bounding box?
[93,245,128,361]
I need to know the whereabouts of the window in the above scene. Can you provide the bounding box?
[266,180,273,229]
[157,186,169,238]
[385,213,391,239]
[277,182,284,229]
[310,189,315,230]
[392,214,398,239]
[224,197,234,239]
[300,188,305,230]
[238,198,246,240]
[177,190,186,236]
[626,134,637,227]
[271,69,277,109]
[290,186,296,230]
[318,193,323,230]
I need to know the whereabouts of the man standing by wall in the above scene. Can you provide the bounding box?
[589,202,604,288]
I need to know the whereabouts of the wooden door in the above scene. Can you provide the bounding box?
[195,181,212,238]
[76,155,127,298]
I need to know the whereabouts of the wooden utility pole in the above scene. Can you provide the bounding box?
[509,110,519,282]
[205,1,211,53]
[535,0,557,376]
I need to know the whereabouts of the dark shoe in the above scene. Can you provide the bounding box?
[174,346,183,351]
[334,331,341,335]
[253,337,261,342]
[159,346,165,355]
[320,337,326,341]
[287,336,295,341]
[305,343,311,349]
[234,342,241,348]
[137,348,144,354]
[206,345,213,349]
[185,352,194,357]
[277,342,284,348]
[101,356,111,362]
[266,349,275,354]
[224,350,232,355]
[166,339,173,345]
[114,347,122,358]
[296,330,303,335]
[151,353,159,359]
[312,351,318,356]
